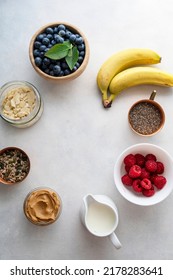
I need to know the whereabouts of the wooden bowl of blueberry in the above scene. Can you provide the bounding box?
[29,22,90,81]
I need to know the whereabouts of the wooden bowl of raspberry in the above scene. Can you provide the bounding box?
[114,143,173,206]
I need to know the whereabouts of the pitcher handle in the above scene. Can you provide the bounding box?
[109,232,122,249]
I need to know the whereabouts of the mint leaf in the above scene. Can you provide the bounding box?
[65,46,79,70]
[45,41,72,60]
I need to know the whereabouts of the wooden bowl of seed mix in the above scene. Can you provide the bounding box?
[0,147,30,185]
[128,90,165,136]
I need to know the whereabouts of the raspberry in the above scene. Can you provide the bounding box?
[125,165,130,173]
[132,179,142,192]
[153,175,167,189]
[121,174,133,186]
[135,153,145,167]
[140,168,150,179]
[123,154,136,167]
[156,162,164,174]
[129,165,142,178]
[145,154,157,161]
[145,160,157,173]
[122,152,167,198]
[142,186,155,197]
[141,178,152,190]
[150,174,157,184]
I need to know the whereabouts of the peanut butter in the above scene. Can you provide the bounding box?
[24,188,62,225]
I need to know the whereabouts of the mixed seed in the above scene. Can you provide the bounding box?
[0,148,30,183]
[129,102,162,135]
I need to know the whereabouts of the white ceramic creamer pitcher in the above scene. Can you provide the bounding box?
[80,194,122,249]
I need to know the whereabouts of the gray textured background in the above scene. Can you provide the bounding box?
[1,0,173,260]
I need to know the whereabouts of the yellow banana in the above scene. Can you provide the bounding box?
[107,66,173,107]
[96,48,161,107]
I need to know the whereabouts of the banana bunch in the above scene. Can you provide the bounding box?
[97,48,173,108]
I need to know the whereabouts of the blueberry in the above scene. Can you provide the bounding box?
[47,34,53,40]
[43,57,51,65]
[46,27,54,34]
[44,68,50,75]
[72,66,77,72]
[59,30,66,37]
[75,37,84,45]
[75,62,80,68]
[59,70,64,76]
[41,63,48,70]
[58,24,66,31]
[53,26,58,33]
[55,61,61,66]
[49,63,54,70]
[65,30,72,39]
[69,34,76,43]
[39,45,47,51]
[42,37,50,46]
[53,65,61,75]
[51,59,58,65]
[33,49,40,57]
[51,39,56,45]
[78,43,85,51]
[59,37,64,43]
[40,51,45,58]
[44,48,50,52]
[78,56,83,63]
[61,61,68,69]
[80,51,85,57]
[48,44,52,48]
[64,69,71,75]
[49,70,55,76]
[35,57,42,66]
[34,41,41,49]
[54,34,64,43]
[37,34,44,41]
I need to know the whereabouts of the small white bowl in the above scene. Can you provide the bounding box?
[114,143,173,206]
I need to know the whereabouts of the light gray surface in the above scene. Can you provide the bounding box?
[1,0,173,260]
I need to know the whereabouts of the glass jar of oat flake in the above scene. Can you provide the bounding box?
[0,81,43,128]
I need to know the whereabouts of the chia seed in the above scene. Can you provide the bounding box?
[129,102,162,135]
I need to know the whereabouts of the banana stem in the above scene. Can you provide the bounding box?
[103,93,117,108]
[103,99,112,108]
[102,89,112,108]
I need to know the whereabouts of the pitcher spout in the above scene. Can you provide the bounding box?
[80,194,95,225]
[83,193,95,207]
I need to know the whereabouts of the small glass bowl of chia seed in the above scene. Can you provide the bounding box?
[128,90,165,136]
[0,147,30,185]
